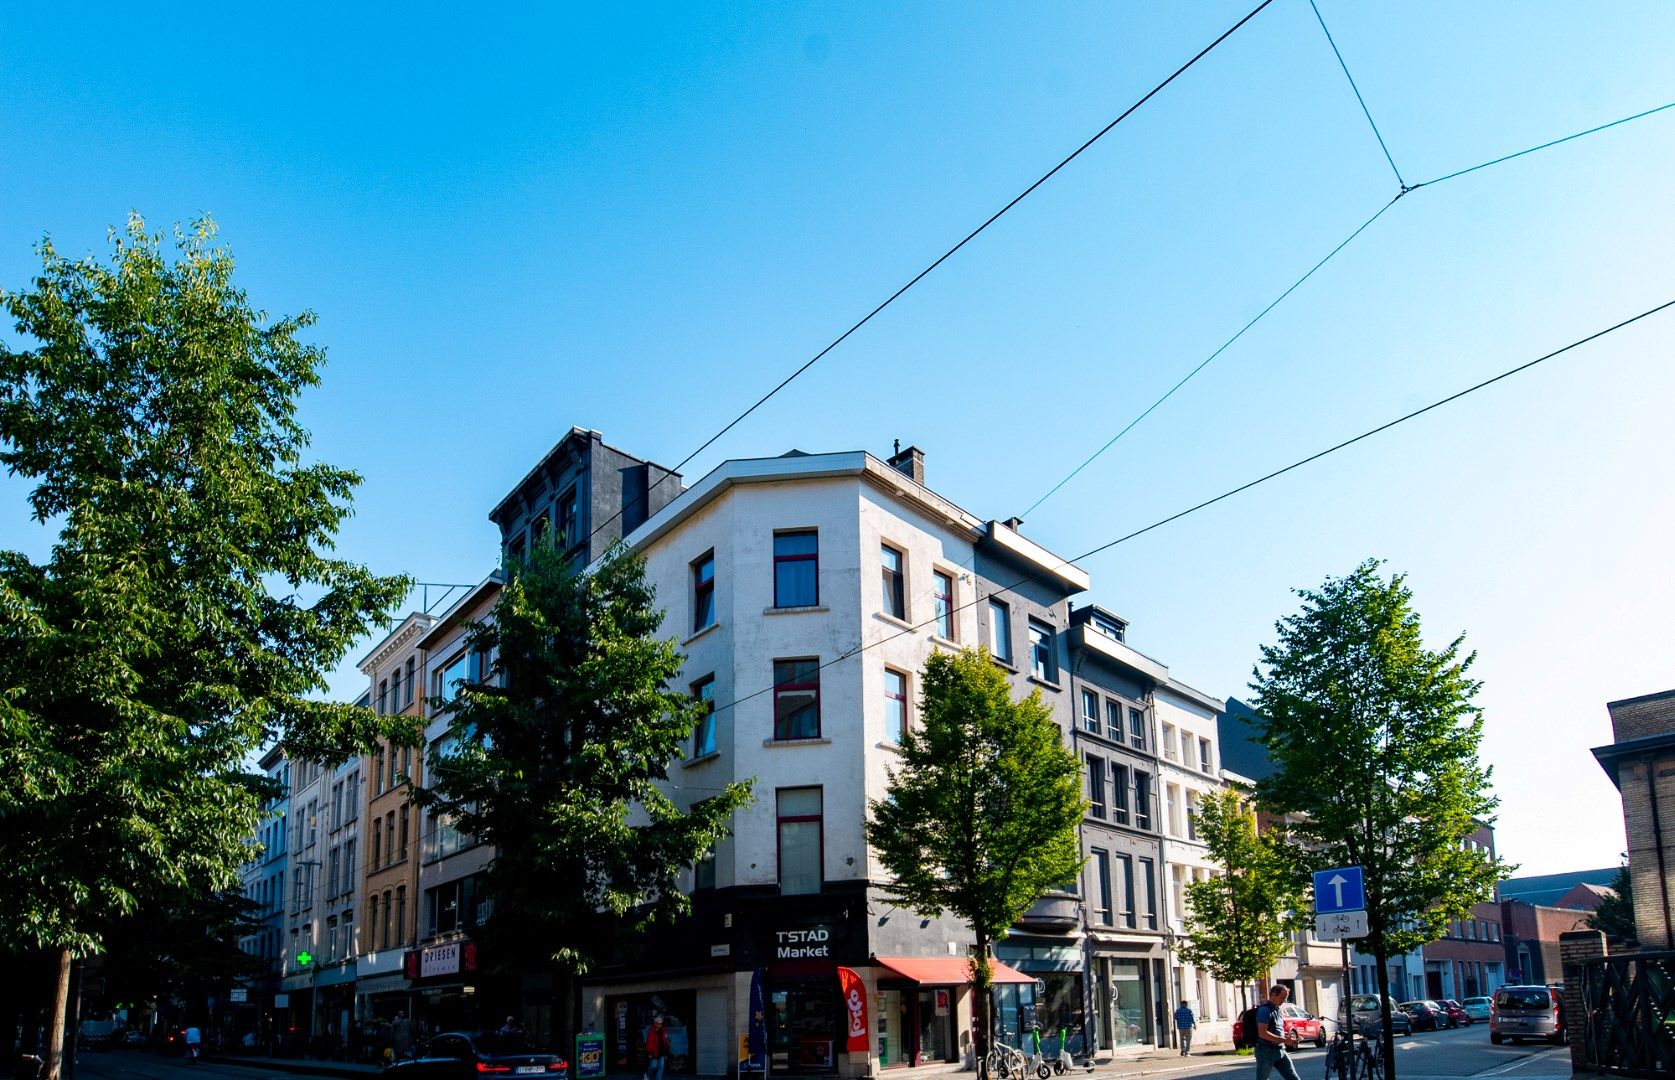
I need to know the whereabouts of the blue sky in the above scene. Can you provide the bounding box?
[3,2,1672,876]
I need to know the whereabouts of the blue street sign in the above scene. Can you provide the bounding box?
[1314,866,1366,914]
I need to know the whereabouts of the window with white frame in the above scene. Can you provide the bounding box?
[1087,755,1106,818]
[1081,690,1099,733]
[988,600,1012,663]
[1161,723,1178,759]
[1029,621,1055,682]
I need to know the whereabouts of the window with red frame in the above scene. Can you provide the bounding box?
[773,531,818,608]
[773,658,820,739]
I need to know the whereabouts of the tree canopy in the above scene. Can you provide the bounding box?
[1587,864,1636,943]
[1250,560,1509,1074]
[0,216,409,1078]
[1177,787,1304,1008]
[412,537,752,1038]
[865,647,1085,1055]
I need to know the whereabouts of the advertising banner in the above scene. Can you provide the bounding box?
[837,967,869,1053]
[575,1032,606,1079]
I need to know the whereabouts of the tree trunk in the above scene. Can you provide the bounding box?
[559,973,578,1066]
[971,933,992,1070]
[1372,947,1395,1080]
[42,946,71,1080]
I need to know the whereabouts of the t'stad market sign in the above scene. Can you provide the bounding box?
[776,928,832,960]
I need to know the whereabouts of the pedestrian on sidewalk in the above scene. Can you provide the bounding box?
[1173,1001,1196,1056]
[643,1016,670,1080]
[391,1013,414,1062]
[1253,986,1301,1080]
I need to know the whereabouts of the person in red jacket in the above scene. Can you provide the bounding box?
[643,1016,670,1080]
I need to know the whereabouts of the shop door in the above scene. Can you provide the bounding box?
[915,990,952,1063]
[770,984,839,1073]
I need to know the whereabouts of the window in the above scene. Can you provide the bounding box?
[772,659,820,740]
[382,889,394,948]
[1128,707,1146,750]
[1134,771,1152,830]
[398,808,409,861]
[1116,854,1136,928]
[1112,764,1130,825]
[404,658,416,707]
[345,772,358,821]
[1090,611,1126,642]
[1490,922,1500,942]
[328,846,341,898]
[880,545,906,619]
[691,676,717,757]
[1106,700,1122,741]
[1029,621,1056,682]
[1087,755,1106,818]
[1092,849,1113,925]
[694,852,717,891]
[692,552,716,632]
[773,531,819,608]
[385,812,396,868]
[884,669,908,744]
[777,788,823,895]
[1165,783,1180,836]
[555,489,579,548]
[932,571,954,639]
[368,895,379,949]
[1161,723,1178,760]
[988,600,1012,663]
[394,886,405,946]
[326,915,338,962]
[1185,791,1198,841]
[377,679,389,716]
[1139,856,1158,929]
[1081,690,1099,733]
[435,651,470,704]
[344,838,355,888]
[371,826,382,872]
[1199,737,1212,774]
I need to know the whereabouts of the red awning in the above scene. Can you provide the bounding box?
[871,956,1035,985]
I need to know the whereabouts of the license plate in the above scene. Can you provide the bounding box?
[516,1068,546,1074]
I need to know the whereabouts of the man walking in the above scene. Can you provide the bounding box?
[1173,1001,1196,1056]
[643,1016,670,1080]
[1254,986,1302,1080]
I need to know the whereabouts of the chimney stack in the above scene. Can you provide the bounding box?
[886,444,925,486]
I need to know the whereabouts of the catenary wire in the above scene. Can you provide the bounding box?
[1307,0,1406,188]
[1019,95,1675,520]
[567,0,1279,558]
[707,295,1675,718]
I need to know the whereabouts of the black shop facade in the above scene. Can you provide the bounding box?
[582,885,1031,1078]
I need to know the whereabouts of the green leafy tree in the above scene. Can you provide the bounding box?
[1250,560,1510,1079]
[98,888,270,1023]
[1587,864,1636,943]
[0,216,410,1080]
[412,536,753,1049]
[864,647,1085,1065]
[1177,788,1305,1016]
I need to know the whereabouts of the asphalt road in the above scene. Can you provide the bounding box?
[72,1052,366,1080]
[1095,1025,1572,1080]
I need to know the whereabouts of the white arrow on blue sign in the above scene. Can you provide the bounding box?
[1313,865,1365,914]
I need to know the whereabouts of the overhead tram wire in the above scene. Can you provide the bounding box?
[707,294,1675,720]
[1308,0,1406,189]
[566,0,1279,559]
[1021,94,1675,520]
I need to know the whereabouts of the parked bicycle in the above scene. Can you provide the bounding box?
[1322,1024,1383,1080]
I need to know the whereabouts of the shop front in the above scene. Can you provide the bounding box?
[405,938,492,1036]
[603,990,698,1076]
[869,957,1003,1069]
[992,940,1086,1056]
[1094,956,1155,1050]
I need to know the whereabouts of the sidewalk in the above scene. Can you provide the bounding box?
[203,1048,1253,1080]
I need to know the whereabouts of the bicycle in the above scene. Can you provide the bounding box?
[985,1040,1027,1079]
[1322,1026,1383,1080]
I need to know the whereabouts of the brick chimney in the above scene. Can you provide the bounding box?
[886,442,925,485]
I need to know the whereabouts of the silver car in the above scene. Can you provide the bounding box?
[1489,985,1565,1045]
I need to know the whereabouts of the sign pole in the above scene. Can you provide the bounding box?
[1341,937,1352,1063]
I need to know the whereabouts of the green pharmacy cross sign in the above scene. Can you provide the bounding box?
[297,950,314,968]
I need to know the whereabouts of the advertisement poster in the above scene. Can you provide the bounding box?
[836,967,869,1053]
[576,1032,606,1080]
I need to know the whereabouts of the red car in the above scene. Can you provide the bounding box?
[1232,1003,1328,1049]
[1439,1000,1471,1027]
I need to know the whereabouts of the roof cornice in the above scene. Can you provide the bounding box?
[358,612,440,673]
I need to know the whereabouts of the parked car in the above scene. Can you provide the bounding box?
[1233,1002,1328,1048]
[384,1032,570,1080]
[1350,995,1413,1037]
[1461,997,1492,1023]
[1490,985,1566,1045]
[1400,1000,1446,1031]
[1438,1000,1471,1027]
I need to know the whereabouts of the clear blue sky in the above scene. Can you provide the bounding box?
[4,2,1672,876]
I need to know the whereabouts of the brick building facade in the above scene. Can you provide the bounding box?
[1593,688,1675,949]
